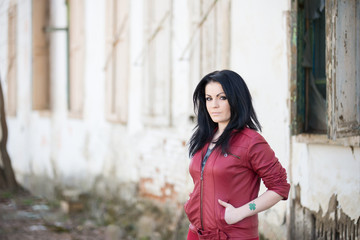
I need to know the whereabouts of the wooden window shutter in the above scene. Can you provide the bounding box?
[187,0,230,120]
[7,2,17,116]
[327,0,360,139]
[69,0,85,116]
[104,0,129,123]
[32,0,50,110]
[200,0,230,75]
[143,0,171,126]
[113,0,129,123]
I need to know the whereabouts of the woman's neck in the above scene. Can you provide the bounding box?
[217,122,228,135]
[209,124,227,149]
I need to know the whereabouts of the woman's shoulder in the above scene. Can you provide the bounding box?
[230,128,265,146]
[233,127,262,139]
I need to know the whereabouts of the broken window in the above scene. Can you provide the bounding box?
[68,0,85,117]
[7,1,17,116]
[291,0,360,139]
[104,0,130,123]
[32,0,51,110]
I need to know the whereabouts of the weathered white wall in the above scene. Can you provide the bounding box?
[0,0,193,202]
[0,0,289,238]
[230,1,291,238]
[1,0,359,239]
[292,141,360,220]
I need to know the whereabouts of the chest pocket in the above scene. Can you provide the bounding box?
[222,146,250,169]
[212,148,251,181]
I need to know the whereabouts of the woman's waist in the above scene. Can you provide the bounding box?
[189,223,259,239]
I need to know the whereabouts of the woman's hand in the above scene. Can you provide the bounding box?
[218,199,243,224]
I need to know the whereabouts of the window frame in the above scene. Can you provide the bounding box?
[290,0,360,146]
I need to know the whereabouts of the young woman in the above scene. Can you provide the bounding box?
[184,70,290,240]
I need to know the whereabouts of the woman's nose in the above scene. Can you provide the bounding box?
[212,99,219,108]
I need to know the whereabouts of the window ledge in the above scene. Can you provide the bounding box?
[6,111,17,118]
[34,110,52,118]
[68,111,83,119]
[295,133,360,147]
[106,114,127,125]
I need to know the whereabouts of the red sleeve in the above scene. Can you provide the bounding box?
[247,134,290,200]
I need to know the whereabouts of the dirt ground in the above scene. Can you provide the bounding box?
[0,190,106,240]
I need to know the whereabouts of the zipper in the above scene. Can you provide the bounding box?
[200,173,204,230]
[200,149,205,230]
[228,152,240,159]
[200,145,214,230]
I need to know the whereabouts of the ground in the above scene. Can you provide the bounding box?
[0,190,189,240]
[0,190,106,240]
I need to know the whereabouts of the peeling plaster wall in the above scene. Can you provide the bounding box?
[291,141,360,221]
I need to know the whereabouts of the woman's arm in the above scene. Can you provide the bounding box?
[218,190,283,225]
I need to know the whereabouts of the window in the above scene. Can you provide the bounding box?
[290,0,360,141]
[198,0,230,76]
[142,0,172,126]
[185,0,231,119]
[104,0,130,123]
[292,0,327,134]
[7,1,17,116]
[68,0,85,117]
[32,0,50,110]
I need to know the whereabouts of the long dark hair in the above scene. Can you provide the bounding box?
[189,70,262,156]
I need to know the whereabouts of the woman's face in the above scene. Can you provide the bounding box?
[205,81,231,129]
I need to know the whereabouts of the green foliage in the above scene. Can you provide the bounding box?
[0,191,13,199]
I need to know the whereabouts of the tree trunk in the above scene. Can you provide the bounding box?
[0,75,19,191]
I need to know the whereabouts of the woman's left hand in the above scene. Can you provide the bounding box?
[218,199,243,224]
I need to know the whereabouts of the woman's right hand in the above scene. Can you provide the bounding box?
[218,199,244,224]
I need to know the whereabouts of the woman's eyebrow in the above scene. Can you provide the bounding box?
[205,92,225,97]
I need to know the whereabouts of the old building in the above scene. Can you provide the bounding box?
[0,0,359,239]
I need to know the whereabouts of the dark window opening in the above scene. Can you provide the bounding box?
[297,0,327,134]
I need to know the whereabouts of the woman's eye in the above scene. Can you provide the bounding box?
[206,97,212,101]
[220,96,227,100]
